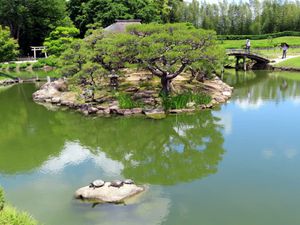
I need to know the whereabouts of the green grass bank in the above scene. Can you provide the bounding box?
[0,187,38,225]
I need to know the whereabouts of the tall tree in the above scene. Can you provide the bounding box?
[67,0,161,37]
[0,0,67,53]
[127,23,222,95]
[0,27,19,62]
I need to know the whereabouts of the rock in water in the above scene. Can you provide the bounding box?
[144,109,166,119]
[75,182,145,203]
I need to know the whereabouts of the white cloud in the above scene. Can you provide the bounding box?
[216,112,233,135]
[235,98,264,111]
[40,141,123,176]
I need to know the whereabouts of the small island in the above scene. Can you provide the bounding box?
[32,22,233,117]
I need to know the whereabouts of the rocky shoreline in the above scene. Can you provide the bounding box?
[32,76,233,117]
[0,79,20,86]
[272,66,300,72]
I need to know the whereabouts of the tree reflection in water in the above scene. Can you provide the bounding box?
[55,110,226,185]
[0,84,226,185]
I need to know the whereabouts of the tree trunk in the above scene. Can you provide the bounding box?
[161,76,171,96]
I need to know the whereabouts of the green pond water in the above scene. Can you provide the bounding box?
[1,70,300,225]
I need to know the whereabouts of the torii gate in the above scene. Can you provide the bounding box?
[30,46,48,59]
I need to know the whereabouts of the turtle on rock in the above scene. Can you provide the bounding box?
[109,180,124,188]
[89,179,105,189]
[123,179,134,185]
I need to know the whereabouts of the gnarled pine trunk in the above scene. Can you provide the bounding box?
[161,76,172,96]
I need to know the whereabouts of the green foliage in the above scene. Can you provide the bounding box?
[0,205,38,225]
[0,187,4,210]
[0,27,19,62]
[93,33,137,72]
[0,187,37,224]
[32,62,44,69]
[219,31,300,40]
[67,0,167,36]
[59,39,89,77]
[38,56,59,67]
[0,63,8,70]
[220,36,300,49]
[116,93,140,109]
[178,0,300,36]
[127,23,223,94]
[0,0,67,53]
[60,23,223,97]
[192,92,212,105]
[162,92,212,110]
[8,63,17,70]
[44,26,80,56]
[59,29,134,90]
[275,56,300,69]
[19,63,29,70]
[127,23,221,71]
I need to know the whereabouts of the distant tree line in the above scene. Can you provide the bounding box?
[1,0,300,57]
[180,0,300,35]
[68,0,300,36]
[0,0,184,54]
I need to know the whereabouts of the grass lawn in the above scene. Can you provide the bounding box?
[220,36,300,59]
[274,56,300,68]
[220,36,300,49]
[252,48,300,59]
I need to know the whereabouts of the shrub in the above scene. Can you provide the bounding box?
[32,61,44,69]
[117,93,140,109]
[0,187,4,211]
[0,205,38,225]
[170,93,191,109]
[218,31,300,40]
[0,187,38,224]
[8,63,17,70]
[191,92,212,105]
[0,26,19,62]
[38,56,58,67]
[19,63,29,70]
[0,63,9,70]
[162,92,212,110]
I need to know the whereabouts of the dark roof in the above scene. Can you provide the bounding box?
[104,19,141,34]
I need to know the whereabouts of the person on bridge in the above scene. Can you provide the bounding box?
[282,43,289,59]
[246,39,251,53]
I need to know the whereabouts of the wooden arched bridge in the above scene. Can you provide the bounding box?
[226,49,270,71]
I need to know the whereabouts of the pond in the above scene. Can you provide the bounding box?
[1,70,300,225]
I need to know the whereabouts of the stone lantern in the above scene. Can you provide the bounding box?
[108,70,119,90]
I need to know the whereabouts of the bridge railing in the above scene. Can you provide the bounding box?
[226,49,269,59]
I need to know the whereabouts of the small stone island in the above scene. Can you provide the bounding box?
[75,180,145,203]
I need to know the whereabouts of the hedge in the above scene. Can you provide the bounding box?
[218,31,300,40]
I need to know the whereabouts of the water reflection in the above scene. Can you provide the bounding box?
[223,70,300,107]
[0,84,226,186]
[2,71,300,225]
[40,142,124,176]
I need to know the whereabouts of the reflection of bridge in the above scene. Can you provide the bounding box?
[227,49,270,71]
